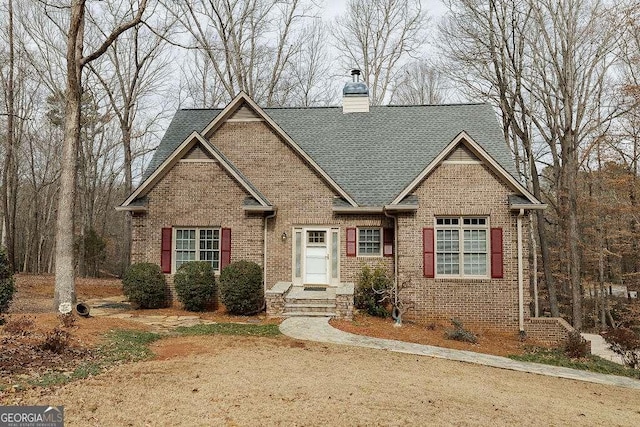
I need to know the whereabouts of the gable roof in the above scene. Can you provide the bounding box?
[392,131,540,205]
[137,98,534,207]
[121,131,272,210]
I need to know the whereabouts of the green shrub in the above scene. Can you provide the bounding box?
[355,264,392,317]
[122,263,167,309]
[174,261,216,311]
[219,260,263,315]
[445,318,478,344]
[0,249,15,314]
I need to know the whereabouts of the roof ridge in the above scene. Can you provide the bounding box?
[179,108,224,111]
[177,103,489,112]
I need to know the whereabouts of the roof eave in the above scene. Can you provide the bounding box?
[243,205,277,212]
[383,204,418,212]
[332,206,384,214]
[509,203,547,211]
[115,205,148,212]
[120,131,272,209]
[391,131,543,206]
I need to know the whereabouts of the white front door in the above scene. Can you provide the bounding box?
[304,230,328,284]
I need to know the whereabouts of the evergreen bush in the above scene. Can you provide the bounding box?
[122,263,167,309]
[354,264,392,317]
[219,260,263,315]
[174,261,216,311]
[0,249,15,315]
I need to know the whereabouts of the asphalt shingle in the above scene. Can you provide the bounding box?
[141,104,517,207]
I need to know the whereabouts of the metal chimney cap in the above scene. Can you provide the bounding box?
[343,81,369,96]
[344,69,368,95]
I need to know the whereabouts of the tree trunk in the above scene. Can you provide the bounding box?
[122,125,133,274]
[54,0,85,312]
[2,0,16,271]
[525,142,560,317]
[566,144,582,330]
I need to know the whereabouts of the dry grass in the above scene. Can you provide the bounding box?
[8,335,640,426]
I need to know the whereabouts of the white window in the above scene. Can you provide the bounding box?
[358,227,382,256]
[175,228,220,271]
[435,218,488,277]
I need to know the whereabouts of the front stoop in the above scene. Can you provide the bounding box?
[266,282,354,320]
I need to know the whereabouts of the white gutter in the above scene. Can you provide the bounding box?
[333,206,384,214]
[383,204,418,212]
[244,205,276,212]
[263,210,277,297]
[510,203,547,210]
[517,209,525,332]
[115,205,148,212]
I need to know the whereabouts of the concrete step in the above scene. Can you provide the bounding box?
[284,311,336,317]
[285,302,336,309]
[285,298,335,305]
[284,303,336,314]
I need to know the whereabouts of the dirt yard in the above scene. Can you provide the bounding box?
[5,335,639,426]
[3,275,640,425]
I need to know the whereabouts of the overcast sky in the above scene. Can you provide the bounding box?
[322,0,448,20]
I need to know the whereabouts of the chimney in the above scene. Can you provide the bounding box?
[342,69,369,113]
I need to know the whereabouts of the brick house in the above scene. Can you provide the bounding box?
[118,73,571,343]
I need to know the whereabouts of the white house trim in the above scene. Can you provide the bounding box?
[119,131,272,209]
[390,131,543,206]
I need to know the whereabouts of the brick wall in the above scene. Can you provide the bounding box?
[132,119,535,334]
[396,162,531,330]
[133,121,394,294]
[208,121,393,286]
[524,317,578,347]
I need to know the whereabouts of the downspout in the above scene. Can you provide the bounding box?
[517,209,525,332]
[263,210,277,299]
[383,209,399,316]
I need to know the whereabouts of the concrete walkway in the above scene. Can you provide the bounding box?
[280,317,640,390]
[582,333,624,365]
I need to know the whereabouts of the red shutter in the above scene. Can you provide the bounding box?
[346,228,356,257]
[221,228,231,269]
[161,228,172,273]
[423,228,434,278]
[383,227,394,257]
[491,228,503,278]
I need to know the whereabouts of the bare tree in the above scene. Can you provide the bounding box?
[1,0,18,271]
[53,0,148,312]
[439,0,624,329]
[164,0,316,107]
[439,0,561,317]
[389,59,447,105]
[526,0,622,330]
[88,14,171,273]
[333,0,428,105]
[289,20,336,107]
[178,49,229,108]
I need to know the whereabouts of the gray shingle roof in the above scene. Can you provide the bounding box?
[141,104,517,207]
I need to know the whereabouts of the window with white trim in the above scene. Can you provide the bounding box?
[435,218,488,277]
[358,227,382,256]
[175,228,220,271]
